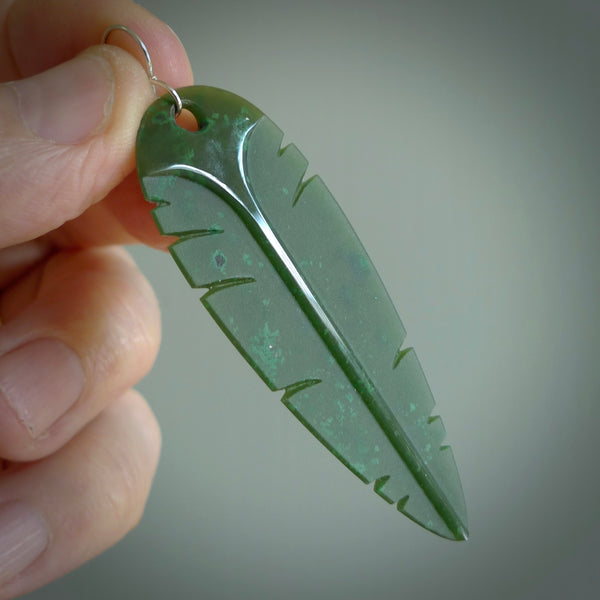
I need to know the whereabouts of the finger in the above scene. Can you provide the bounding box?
[1,0,193,85]
[0,44,156,248]
[0,0,193,251]
[0,389,161,598]
[0,247,161,461]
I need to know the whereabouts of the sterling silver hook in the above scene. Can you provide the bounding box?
[101,24,183,116]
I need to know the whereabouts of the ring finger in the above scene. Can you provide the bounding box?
[0,389,161,597]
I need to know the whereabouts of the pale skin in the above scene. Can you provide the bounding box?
[0,0,194,596]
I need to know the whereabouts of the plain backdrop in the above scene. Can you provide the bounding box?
[27,1,600,598]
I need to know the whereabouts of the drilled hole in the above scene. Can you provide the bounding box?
[175,108,202,132]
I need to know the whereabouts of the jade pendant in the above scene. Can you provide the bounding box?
[136,86,468,540]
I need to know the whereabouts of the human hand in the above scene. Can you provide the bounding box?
[0,0,192,596]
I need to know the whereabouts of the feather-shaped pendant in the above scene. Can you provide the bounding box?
[136,86,468,541]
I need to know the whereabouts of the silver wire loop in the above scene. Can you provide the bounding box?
[101,24,183,116]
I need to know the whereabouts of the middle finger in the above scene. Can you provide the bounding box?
[0,246,160,461]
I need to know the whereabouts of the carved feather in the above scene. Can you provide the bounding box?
[136,86,468,540]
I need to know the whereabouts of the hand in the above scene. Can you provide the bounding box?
[0,0,193,596]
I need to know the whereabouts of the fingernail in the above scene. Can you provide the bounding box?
[0,339,85,438]
[10,53,114,144]
[0,502,48,586]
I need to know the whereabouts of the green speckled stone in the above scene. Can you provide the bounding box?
[136,86,467,540]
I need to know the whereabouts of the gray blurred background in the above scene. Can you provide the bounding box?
[29,0,600,598]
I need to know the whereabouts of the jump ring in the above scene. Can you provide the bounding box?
[102,25,183,116]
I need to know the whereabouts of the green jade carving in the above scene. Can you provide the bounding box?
[136,86,468,540]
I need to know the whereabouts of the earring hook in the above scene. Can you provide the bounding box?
[101,24,183,116]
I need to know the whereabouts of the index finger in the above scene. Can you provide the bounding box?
[0,0,193,86]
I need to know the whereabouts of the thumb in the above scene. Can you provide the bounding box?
[0,45,155,248]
